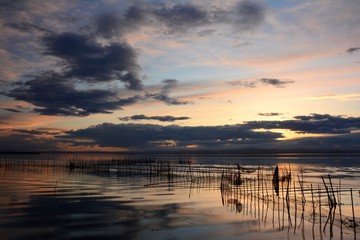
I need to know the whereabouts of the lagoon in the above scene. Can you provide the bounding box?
[0,153,359,239]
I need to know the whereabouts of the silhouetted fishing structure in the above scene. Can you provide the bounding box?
[220,164,360,238]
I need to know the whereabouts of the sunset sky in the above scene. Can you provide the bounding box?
[0,0,359,152]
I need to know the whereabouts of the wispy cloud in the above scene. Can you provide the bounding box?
[299,93,360,101]
[259,78,295,88]
[228,80,257,88]
[119,114,190,122]
[146,79,191,105]
[347,47,360,54]
[13,129,60,136]
[3,108,22,113]
[228,78,295,88]
[258,112,283,117]
[3,21,52,34]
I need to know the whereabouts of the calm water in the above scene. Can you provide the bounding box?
[0,153,359,240]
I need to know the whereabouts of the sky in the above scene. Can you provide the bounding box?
[0,0,359,152]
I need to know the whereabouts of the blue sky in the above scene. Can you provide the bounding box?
[0,0,359,151]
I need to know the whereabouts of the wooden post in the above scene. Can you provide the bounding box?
[350,188,356,233]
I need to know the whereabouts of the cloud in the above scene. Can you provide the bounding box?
[299,93,360,101]
[62,123,281,150]
[94,5,152,38]
[3,108,22,113]
[259,78,295,88]
[95,13,124,39]
[92,1,266,38]
[93,3,209,38]
[228,78,294,88]
[347,47,360,54]
[12,129,59,135]
[119,114,190,122]
[232,41,253,48]
[0,0,28,15]
[283,132,360,150]
[153,3,209,34]
[5,74,191,116]
[4,29,147,116]
[232,0,266,31]
[60,114,360,151]
[2,1,268,118]
[146,79,190,105]
[258,112,283,117]
[2,113,360,151]
[0,131,59,152]
[6,71,143,116]
[145,93,190,105]
[246,113,360,134]
[228,80,257,88]
[3,21,52,34]
[197,29,216,37]
[42,32,143,90]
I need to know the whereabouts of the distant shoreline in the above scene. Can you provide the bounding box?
[1,150,360,156]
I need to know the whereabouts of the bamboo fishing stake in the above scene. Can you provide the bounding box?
[350,188,356,233]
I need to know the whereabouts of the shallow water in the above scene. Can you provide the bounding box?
[0,153,359,240]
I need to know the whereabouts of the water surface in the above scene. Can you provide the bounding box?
[0,153,359,239]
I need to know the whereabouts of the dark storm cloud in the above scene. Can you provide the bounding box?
[6,72,143,116]
[146,79,190,105]
[245,114,360,134]
[347,47,360,54]
[258,112,283,117]
[42,32,142,90]
[62,123,281,149]
[119,114,190,122]
[259,78,295,88]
